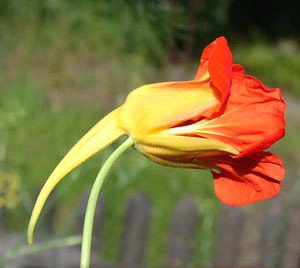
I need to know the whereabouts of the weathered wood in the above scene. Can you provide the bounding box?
[0,233,55,267]
[280,155,300,268]
[214,205,244,267]
[0,209,6,231]
[167,197,198,266]
[12,249,56,268]
[59,244,106,268]
[283,205,300,268]
[5,242,100,268]
[257,202,285,268]
[0,232,20,259]
[120,192,151,266]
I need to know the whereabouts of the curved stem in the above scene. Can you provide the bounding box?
[80,137,134,268]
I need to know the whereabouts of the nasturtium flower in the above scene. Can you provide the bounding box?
[29,37,286,241]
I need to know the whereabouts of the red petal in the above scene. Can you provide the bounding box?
[197,69,286,157]
[212,152,285,206]
[232,64,244,75]
[195,37,233,105]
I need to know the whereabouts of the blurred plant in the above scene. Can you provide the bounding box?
[0,170,21,210]
[0,0,234,65]
[0,77,41,213]
[234,40,300,97]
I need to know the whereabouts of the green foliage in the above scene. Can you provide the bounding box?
[234,40,300,97]
[0,1,170,65]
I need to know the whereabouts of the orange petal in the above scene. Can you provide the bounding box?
[195,37,233,105]
[28,107,125,244]
[212,152,285,206]
[119,81,220,135]
[193,70,286,156]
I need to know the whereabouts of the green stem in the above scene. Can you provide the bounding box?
[0,235,82,266]
[80,137,134,268]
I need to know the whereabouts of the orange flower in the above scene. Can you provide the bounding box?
[28,37,286,240]
[121,37,285,205]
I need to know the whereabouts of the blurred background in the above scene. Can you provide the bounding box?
[0,0,299,267]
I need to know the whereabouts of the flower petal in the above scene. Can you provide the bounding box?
[193,70,286,156]
[119,81,220,135]
[28,108,125,244]
[195,36,233,105]
[134,133,239,156]
[145,153,202,169]
[137,145,223,172]
[212,152,284,206]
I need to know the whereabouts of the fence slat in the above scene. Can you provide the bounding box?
[214,205,244,267]
[167,196,198,266]
[257,201,285,268]
[0,209,6,231]
[120,192,151,266]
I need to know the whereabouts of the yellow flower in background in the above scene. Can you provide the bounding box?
[0,170,21,210]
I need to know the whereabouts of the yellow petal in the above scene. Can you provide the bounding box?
[146,153,201,169]
[118,81,220,135]
[134,133,239,155]
[28,107,125,244]
[137,143,230,159]
[144,153,221,173]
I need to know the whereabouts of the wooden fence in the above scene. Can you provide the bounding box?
[1,185,300,268]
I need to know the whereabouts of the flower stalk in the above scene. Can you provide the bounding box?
[80,137,134,268]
